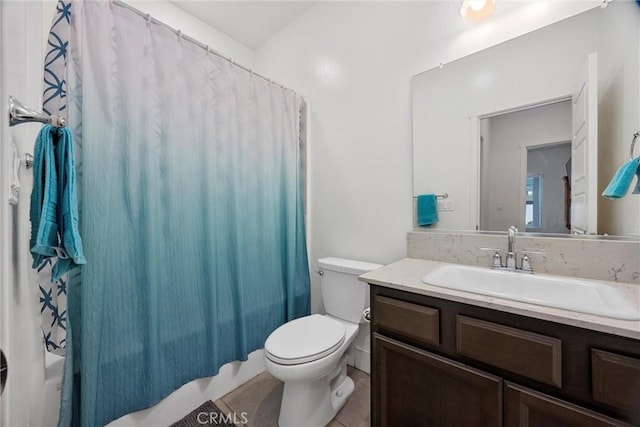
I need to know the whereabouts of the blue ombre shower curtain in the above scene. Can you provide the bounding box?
[59,1,310,425]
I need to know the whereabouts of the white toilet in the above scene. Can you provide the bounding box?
[264,257,382,427]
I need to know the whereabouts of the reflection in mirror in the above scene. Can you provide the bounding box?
[526,144,572,232]
[479,100,573,234]
[412,1,640,237]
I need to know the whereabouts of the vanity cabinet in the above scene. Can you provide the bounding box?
[370,285,640,427]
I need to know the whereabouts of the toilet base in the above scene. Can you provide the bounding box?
[277,371,355,427]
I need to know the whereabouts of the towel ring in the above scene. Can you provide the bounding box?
[630,131,640,160]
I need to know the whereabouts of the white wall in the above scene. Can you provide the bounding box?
[1,3,56,426]
[481,101,571,232]
[253,0,602,314]
[597,0,640,236]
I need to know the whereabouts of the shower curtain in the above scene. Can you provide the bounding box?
[59,1,310,425]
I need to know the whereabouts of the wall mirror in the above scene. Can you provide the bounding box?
[412,1,640,237]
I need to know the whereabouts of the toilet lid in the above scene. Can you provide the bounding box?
[265,314,346,365]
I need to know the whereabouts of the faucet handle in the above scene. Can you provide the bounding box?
[522,250,546,255]
[480,247,502,269]
[520,250,546,272]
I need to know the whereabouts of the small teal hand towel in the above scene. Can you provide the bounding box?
[52,126,86,280]
[30,125,59,267]
[417,194,438,226]
[602,157,640,199]
[30,125,86,281]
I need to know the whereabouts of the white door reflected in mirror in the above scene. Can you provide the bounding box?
[570,52,598,235]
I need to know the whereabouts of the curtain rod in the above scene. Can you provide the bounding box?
[111,0,299,97]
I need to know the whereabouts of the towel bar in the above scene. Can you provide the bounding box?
[24,153,34,169]
[8,95,66,128]
[413,193,448,199]
[630,131,639,160]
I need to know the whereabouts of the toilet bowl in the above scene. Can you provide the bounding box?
[264,257,382,427]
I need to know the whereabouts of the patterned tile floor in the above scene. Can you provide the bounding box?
[214,367,370,427]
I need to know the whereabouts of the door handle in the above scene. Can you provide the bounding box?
[1,350,7,395]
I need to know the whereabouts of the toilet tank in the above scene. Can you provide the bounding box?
[318,257,382,323]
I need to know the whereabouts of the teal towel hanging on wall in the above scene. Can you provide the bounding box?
[602,157,639,199]
[417,194,439,225]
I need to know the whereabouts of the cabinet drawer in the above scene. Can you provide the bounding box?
[505,382,630,427]
[373,295,439,347]
[592,349,640,414]
[457,316,562,387]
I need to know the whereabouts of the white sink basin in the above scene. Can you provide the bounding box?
[422,264,640,320]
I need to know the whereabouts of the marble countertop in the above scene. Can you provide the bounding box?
[359,258,640,340]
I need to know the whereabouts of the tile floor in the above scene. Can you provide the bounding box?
[214,367,370,427]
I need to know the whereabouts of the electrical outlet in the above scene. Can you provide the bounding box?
[445,199,454,210]
[437,198,454,211]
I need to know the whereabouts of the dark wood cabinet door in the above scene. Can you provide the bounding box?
[504,383,630,427]
[373,333,502,427]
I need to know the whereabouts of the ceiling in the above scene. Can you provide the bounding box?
[168,1,578,52]
[169,1,316,50]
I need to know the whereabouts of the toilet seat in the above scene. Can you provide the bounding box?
[265,314,346,365]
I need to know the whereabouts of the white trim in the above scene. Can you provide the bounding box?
[519,145,527,231]
[468,115,481,231]
[478,95,572,120]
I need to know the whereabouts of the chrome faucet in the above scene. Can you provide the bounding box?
[507,225,517,253]
[506,225,518,270]
[480,225,545,273]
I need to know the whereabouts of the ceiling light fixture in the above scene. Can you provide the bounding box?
[600,0,613,9]
[460,0,496,22]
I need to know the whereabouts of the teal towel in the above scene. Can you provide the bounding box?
[633,162,640,194]
[52,126,86,280]
[30,125,59,266]
[30,125,86,281]
[417,194,438,226]
[602,157,640,199]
